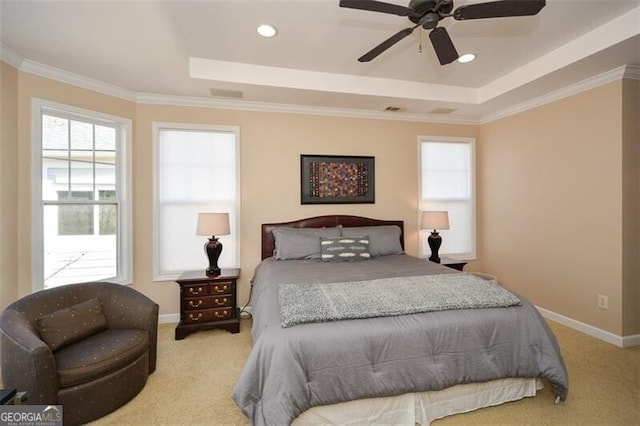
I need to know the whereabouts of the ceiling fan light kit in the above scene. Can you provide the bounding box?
[339,0,546,65]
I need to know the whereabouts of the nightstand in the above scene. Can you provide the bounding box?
[175,269,240,340]
[437,257,467,271]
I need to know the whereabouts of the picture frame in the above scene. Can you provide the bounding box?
[300,155,375,204]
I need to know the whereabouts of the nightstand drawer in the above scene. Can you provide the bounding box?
[184,308,234,324]
[184,284,209,297]
[184,295,233,310]
[210,281,233,294]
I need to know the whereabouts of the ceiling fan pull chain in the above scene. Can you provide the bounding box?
[419,29,423,53]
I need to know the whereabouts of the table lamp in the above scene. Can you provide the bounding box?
[421,211,449,263]
[196,213,230,276]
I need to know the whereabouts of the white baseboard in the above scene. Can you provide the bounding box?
[159,313,179,324]
[623,334,640,347]
[536,306,640,348]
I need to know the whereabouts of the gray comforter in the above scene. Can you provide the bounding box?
[232,255,569,425]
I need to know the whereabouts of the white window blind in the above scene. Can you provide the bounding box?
[154,124,240,280]
[419,137,476,259]
[32,99,132,289]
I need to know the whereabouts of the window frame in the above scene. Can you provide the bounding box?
[152,122,241,282]
[31,98,133,290]
[418,135,477,261]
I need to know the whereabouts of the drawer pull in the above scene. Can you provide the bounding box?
[189,287,204,294]
[188,300,203,308]
[214,298,228,306]
[213,285,229,293]
[214,310,228,319]
[189,313,203,321]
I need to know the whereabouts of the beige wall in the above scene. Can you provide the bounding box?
[132,104,479,314]
[480,81,631,335]
[622,79,640,335]
[3,62,637,338]
[1,61,19,310]
[4,65,479,315]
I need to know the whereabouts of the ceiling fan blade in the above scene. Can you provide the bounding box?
[429,27,459,65]
[358,26,417,62]
[453,0,545,20]
[339,0,411,16]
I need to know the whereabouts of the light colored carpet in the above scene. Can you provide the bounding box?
[91,319,640,425]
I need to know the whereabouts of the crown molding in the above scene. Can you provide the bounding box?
[0,45,24,69]
[481,65,636,124]
[18,58,137,102]
[623,64,640,80]
[2,44,634,127]
[3,46,476,125]
[136,92,479,125]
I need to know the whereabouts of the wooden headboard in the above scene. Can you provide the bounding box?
[261,215,404,260]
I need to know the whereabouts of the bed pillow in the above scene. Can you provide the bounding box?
[320,236,371,262]
[341,225,403,257]
[36,298,108,351]
[272,226,342,260]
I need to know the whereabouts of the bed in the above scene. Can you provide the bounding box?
[233,215,568,425]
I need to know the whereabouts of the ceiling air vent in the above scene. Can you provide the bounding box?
[384,106,405,112]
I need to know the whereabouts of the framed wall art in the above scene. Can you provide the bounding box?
[300,155,375,204]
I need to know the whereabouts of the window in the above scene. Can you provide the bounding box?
[32,99,132,289]
[153,124,240,280]
[419,136,476,260]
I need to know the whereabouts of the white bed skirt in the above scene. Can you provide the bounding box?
[293,378,542,425]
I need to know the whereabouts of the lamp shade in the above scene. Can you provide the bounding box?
[196,213,230,236]
[421,211,449,230]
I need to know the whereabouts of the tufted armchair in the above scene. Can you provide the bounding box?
[0,282,158,425]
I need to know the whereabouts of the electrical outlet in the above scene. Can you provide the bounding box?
[597,294,609,310]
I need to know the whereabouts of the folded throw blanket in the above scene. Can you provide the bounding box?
[279,273,521,328]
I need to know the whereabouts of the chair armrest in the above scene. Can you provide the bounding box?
[0,310,58,403]
[99,284,160,374]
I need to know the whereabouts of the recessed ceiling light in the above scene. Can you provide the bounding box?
[257,24,277,38]
[458,53,476,64]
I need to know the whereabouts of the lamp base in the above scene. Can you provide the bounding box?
[428,231,442,263]
[204,237,223,276]
[206,267,221,276]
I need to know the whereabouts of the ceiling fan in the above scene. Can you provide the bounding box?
[339,0,546,65]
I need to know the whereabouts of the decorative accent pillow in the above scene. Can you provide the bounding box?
[272,226,342,260]
[320,236,370,262]
[36,298,108,351]
[341,225,404,257]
